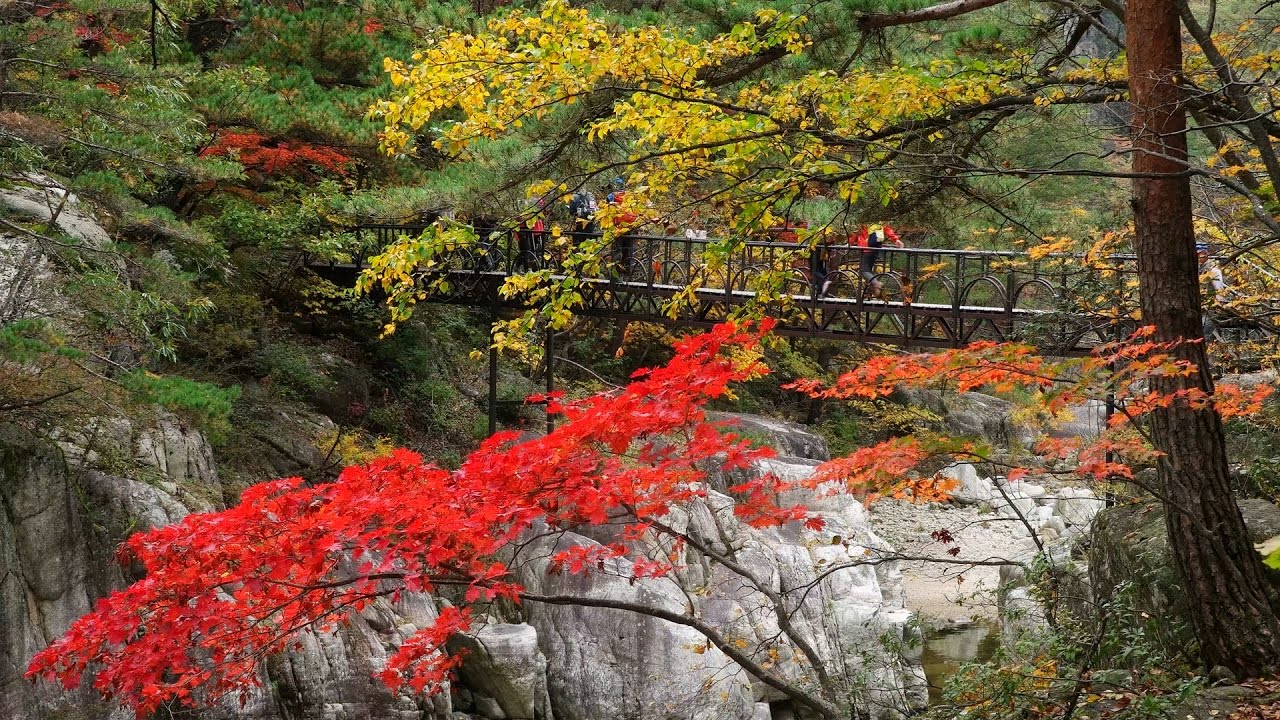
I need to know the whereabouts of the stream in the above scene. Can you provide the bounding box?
[921,622,1001,704]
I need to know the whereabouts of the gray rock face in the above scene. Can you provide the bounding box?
[711,412,830,461]
[945,463,1103,539]
[5,399,929,720]
[54,411,224,510]
[0,178,112,248]
[453,623,552,720]
[1086,498,1280,664]
[0,425,115,720]
[893,388,1034,448]
[942,462,992,505]
[516,529,759,720]
[512,469,926,720]
[1052,487,1106,529]
[264,593,453,720]
[1,421,452,720]
[0,176,118,324]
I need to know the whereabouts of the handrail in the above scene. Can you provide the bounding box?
[351,224,1153,263]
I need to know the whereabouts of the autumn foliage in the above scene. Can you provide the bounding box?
[200,131,351,176]
[26,320,799,713]
[25,321,1271,716]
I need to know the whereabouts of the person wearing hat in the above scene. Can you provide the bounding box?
[1197,243,1228,301]
[1197,242,1229,340]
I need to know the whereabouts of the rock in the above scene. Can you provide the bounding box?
[1017,483,1047,502]
[1163,683,1256,720]
[223,390,339,479]
[512,473,925,720]
[474,695,506,719]
[134,413,220,487]
[1048,400,1108,440]
[710,412,829,460]
[989,482,1037,521]
[0,178,112,248]
[1028,505,1055,525]
[942,463,995,505]
[1209,665,1238,685]
[997,544,1090,650]
[1088,498,1280,664]
[1219,370,1277,391]
[1038,516,1068,542]
[52,412,223,509]
[893,388,1036,448]
[2,422,453,720]
[263,591,453,720]
[1,425,111,720]
[1238,498,1280,541]
[0,232,60,321]
[1053,487,1105,528]
[514,528,758,720]
[453,623,552,720]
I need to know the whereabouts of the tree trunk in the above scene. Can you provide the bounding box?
[1126,0,1280,675]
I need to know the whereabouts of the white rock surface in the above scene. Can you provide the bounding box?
[0,176,112,247]
[454,623,552,720]
[941,462,994,505]
[1053,487,1106,529]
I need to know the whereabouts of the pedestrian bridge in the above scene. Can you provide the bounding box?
[310,225,1138,356]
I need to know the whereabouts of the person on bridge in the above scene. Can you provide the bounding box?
[851,223,903,298]
[568,188,600,242]
[606,177,640,277]
[515,198,548,270]
[470,214,501,271]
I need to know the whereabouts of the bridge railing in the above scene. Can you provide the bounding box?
[344,224,1138,315]
[298,224,1164,352]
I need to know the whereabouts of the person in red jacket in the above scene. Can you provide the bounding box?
[515,198,548,270]
[607,177,640,276]
[851,223,903,297]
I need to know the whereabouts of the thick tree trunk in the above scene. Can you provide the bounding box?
[1126,0,1280,675]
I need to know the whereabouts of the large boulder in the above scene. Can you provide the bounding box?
[453,623,553,720]
[1086,498,1280,663]
[711,412,830,461]
[264,592,453,720]
[0,176,118,324]
[514,528,759,720]
[0,176,113,248]
[892,388,1035,448]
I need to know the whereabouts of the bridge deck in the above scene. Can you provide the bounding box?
[309,227,1131,355]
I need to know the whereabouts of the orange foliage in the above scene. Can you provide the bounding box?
[200,131,351,175]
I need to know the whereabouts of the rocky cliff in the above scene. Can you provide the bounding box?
[1,411,926,720]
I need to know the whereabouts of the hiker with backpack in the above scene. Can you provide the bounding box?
[851,223,903,297]
[1198,242,1233,340]
[568,188,600,242]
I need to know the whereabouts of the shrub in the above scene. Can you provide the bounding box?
[121,371,240,443]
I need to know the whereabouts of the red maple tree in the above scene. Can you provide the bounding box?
[200,131,351,176]
[25,321,1270,717]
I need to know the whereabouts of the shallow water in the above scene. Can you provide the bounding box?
[921,622,1000,704]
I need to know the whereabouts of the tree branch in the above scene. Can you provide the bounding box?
[858,0,1010,29]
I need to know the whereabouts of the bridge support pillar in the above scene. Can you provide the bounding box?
[545,325,555,435]
[488,314,498,437]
